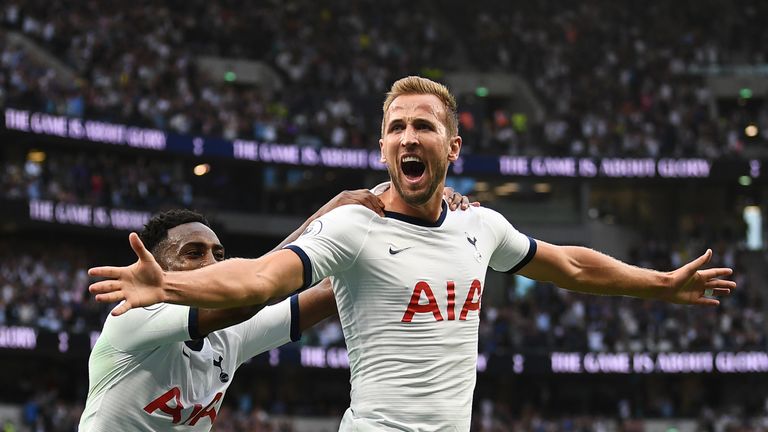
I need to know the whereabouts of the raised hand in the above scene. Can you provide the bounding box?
[443,187,480,211]
[89,232,167,316]
[661,249,735,306]
[316,189,386,217]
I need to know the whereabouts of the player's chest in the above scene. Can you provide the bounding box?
[141,340,235,428]
[167,339,235,395]
[360,225,492,278]
[351,227,491,322]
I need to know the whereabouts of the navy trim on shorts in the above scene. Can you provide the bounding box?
[188,307,202,339]
[284,245,312,290]
[506,237,538,274]
[383,201,448,228]
[290,294,301,342]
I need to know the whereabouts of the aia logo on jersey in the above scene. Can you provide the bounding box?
[401,280,482,322]
[144,388,222,426]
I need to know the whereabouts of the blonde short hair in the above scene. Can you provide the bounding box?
[381,76,458,137]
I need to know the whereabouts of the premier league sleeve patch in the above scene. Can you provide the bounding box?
[301,220,323,237]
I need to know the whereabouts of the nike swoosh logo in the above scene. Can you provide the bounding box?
[389,246,413,255]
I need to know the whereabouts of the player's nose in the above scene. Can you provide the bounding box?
[401,124,419,146]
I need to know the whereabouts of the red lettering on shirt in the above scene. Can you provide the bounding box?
[402,281,444,322]
[459,279,482,320]
[446,281,456,321]
[144,387,183,423]
[189,392,222,426]
[143,388,222,426]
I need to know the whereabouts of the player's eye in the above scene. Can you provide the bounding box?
[416,122,434,131]
[185,250,203,258]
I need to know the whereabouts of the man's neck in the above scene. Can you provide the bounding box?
[380,188,444,222]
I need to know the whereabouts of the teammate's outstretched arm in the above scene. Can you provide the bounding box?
[90,233,304,316]
[518,240,736,306]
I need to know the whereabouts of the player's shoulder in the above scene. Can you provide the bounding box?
[102,303,181,331]
[322,202,381,222]
[452,204,506,221]
[300,204,380,239]
[449,204,513,231]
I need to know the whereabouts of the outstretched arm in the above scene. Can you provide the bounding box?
[90,233,304,316]
[518,240,735,306]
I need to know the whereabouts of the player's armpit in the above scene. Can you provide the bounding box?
[297,279,338,331]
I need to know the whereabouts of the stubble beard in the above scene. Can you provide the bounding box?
[387,159,447,208]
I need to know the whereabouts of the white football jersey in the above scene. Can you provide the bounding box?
[79,296,300,431]
[286,198,535,432]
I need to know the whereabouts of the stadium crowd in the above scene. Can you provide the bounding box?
[0,149,194,210]
[1,0,767,158]
[0,240,104,333]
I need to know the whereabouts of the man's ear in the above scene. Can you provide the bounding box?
[447,135,462,162]
[379,139,386,163]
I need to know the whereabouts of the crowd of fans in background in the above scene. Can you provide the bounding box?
[1,0,768,158]
[0,241,104,334]
[0,149,194,210]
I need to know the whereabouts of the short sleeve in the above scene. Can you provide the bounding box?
[483,208,538,273]
[284,205,377,288]
[100,303,193,352]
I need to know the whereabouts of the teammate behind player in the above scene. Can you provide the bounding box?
[89,76,736,431]
[78,208,334,431]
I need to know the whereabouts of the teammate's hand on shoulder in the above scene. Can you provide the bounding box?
[89,232,167,316]
[443,187,480,211]
[317,189,385,217]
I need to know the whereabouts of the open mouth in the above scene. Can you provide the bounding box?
[401,156,426,181]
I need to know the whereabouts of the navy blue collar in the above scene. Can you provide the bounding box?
[184,338,204,351]
[383,200,447,227]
